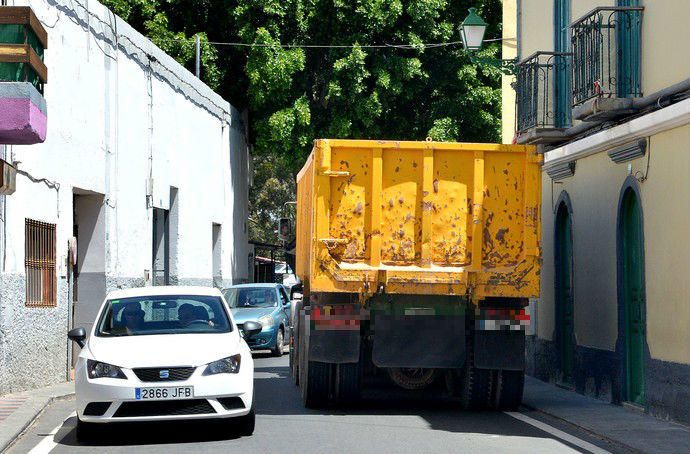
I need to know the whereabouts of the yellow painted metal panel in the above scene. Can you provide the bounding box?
[295,139,542,300]
[369,149,383,267]
[470,151,485,272]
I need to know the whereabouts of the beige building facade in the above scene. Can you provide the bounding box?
[503,0,690,424]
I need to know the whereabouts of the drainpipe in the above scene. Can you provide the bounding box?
[631,77,690,110]
[553,77,690,143]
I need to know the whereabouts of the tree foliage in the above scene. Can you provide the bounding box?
[102,0,503,242]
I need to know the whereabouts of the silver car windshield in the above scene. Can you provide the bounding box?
[96,295,232,337]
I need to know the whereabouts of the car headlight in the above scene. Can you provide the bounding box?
[87,360,126,379]
[203,354,241,375]
[258,315,274,330]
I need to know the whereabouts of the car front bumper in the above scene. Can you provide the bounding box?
[245,325,279,350]
[75,362,253,423]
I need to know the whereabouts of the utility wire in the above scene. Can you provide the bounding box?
[159,36,511,49]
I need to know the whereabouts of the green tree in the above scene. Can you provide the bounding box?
[102,0,503,243]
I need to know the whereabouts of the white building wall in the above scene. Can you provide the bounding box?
[0,0,249,394]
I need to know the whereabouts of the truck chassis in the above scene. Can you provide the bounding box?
[290,293,528,410]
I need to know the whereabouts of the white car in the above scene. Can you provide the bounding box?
[68,286,261,441]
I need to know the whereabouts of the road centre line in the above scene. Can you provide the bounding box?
[505,411,611,454]
[27,411,76,454]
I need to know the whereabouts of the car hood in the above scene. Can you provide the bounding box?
[230,307,274,324]
[86,332,240,368]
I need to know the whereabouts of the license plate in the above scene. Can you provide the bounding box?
[135,386,194,400]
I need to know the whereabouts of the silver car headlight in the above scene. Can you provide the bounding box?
[87,360,126,379]
[258,315,274,330]
[203,354,241,375]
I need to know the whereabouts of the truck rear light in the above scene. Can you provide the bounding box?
[308,305,366,331]
[475,308,530,331]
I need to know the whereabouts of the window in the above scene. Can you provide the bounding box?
[25,219,56,307]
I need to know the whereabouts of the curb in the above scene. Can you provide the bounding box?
[520,402,642,453]
[0,391,75,454]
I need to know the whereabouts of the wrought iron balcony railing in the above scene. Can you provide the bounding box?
[516,52,572,138]
[571,6,643,107]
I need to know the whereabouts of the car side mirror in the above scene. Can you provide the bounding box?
[68,327,87,348]
[242,321,262,339]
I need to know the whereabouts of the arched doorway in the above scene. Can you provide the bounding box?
[555,198,575,386]
[619,187,646,405]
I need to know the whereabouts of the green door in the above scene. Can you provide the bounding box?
[555,202,575,385]
[621,190,645,405]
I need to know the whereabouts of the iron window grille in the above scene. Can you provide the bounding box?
[516,52,572,134]
[25,218,56,307]
[571,6,643,106]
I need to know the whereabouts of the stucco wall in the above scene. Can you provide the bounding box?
[518,0,553,59]
[640,124,690,364]
[501,0,517,144]
[0,0,249,394]
[539,124,690,361]
[540,151,627,350]
[640,0,690,97]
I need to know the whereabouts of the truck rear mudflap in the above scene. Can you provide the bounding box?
[370,298,466,368]
[306,304,363,363]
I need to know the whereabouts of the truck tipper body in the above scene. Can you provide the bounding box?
[290,139,542,409]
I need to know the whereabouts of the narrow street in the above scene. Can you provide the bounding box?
[8,354,619,454]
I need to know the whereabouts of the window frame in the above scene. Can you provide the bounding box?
[24,218,57,307]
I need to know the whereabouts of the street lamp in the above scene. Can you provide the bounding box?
[460,7,488,51]
[459,7,516,75]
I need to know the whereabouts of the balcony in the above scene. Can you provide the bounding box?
[571,6,643,121]
[515,52,572,145]
[0,6,48,144]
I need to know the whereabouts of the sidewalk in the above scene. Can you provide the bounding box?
[0,382,74,453]
[523,376,690,453]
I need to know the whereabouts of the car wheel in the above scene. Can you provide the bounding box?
[75,418,101,443]
[237,407,255,436]
[271,328,284,357]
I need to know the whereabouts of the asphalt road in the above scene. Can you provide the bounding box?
[8,354,621,454]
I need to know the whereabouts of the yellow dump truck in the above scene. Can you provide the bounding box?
[290,139,541,409]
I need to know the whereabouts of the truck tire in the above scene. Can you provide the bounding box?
[302,361,331,408]
[289,342,296,384]
[336,363,360,403]
[459,353,493,410]
[291,302,303,386]
[493,369,524,410]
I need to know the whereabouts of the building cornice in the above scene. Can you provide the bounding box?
[544,98,690,170]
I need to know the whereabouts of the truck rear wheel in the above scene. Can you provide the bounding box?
[302,361,331,408]
[458,353,493,411]
[335,363,360,403]
[493,369,524,410]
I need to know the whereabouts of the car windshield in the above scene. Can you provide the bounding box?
[96,295,232,337]
[223,288,278,308]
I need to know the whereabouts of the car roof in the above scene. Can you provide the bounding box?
[106,286,222,300]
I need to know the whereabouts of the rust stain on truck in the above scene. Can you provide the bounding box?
[296,139,542,302]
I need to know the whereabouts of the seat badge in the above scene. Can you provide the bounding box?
[159,370,170,379]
